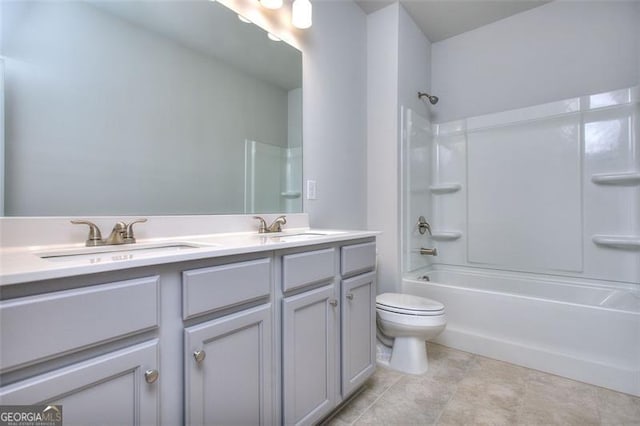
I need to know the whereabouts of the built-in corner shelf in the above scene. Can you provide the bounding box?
[430,231,463,241]
[591,172,640,186]
[592,235,640,250]
[429,183,462,194]
[281,191,301,199]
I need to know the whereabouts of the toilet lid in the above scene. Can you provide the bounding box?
[376,293,444,314]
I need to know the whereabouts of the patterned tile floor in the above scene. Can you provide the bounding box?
[326,343,640,426]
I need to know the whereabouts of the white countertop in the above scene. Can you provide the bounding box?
[0,228,378,286]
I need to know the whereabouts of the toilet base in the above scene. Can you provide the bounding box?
[389,336,429,375]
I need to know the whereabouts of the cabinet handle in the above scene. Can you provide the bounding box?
[144,369,159,384]
[346,293,354,301]
[193,350,206,364]
[329,299,338,307]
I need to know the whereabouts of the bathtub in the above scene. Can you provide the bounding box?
[403,267,640,396]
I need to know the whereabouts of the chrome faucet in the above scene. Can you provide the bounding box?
[71,218,147,246]
[104,221,127,245]
[268,215,287,232]
[253,215,287,233]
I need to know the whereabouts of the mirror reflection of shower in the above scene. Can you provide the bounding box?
[418,91,439,105]
[244,139,302,214]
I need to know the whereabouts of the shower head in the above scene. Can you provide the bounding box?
[418,92,438,105]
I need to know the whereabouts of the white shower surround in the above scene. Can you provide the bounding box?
[402,86,640,395]
[403,268,640,396]
[427,86,640,284]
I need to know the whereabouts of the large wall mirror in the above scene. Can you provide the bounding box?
[1,0,302,216]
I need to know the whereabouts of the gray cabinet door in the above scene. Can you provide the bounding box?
[184,304,273,426]
[341,272,376,397]
[0,340,159,425]
[282,284,338,426]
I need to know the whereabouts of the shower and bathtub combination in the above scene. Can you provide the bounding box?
[396,86,640,396]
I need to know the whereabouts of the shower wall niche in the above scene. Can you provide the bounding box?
[406,87,640,285]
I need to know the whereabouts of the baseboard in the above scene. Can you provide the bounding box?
[435,326,640,397]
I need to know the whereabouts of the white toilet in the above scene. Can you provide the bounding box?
[376,292,446,374]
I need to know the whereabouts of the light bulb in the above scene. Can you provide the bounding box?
[260,0,283,10]
[292,0,312,29]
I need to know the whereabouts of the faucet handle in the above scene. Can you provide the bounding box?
[253,216,267,234]
[71,220,104,246]
[124,218,147,243]
[417,216,432,236]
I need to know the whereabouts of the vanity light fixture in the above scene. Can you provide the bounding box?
[267,32,282,41]
[259,0,283,10]
[257,0,313,29]
[292,0,312,29]
[237,14,252,23]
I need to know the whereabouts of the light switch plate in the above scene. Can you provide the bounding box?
[306,180,317,200]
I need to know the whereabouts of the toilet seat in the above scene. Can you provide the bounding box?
[376,293,444,316]
[377,308,446,328]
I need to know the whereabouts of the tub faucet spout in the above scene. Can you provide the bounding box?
[420,247,438,256]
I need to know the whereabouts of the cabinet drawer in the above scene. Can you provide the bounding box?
[341,242,376,276]
[282,248,335,293]
[0,276,159,373]
[182,258,271,320]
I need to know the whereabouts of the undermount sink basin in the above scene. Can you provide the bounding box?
[38,242,213,263]
[270,232,336,242]
[284,232,329,237]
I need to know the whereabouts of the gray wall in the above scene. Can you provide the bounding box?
[397,5,433,278]
[3,1,289,216]
[432,1,640,122]
[301,1,368,229]
[0,57,4,216]
[367,4,400,293]
[398,6,432,119]
[367,4,432,292]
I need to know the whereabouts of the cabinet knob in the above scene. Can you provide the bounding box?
[329,299,338,307]
[346,293,354,301]
[193,350,206,364]
[144,369,159,384]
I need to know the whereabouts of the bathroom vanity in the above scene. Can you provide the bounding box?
[0,221,377,425]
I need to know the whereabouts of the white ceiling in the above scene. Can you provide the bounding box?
[355,0,550,42]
